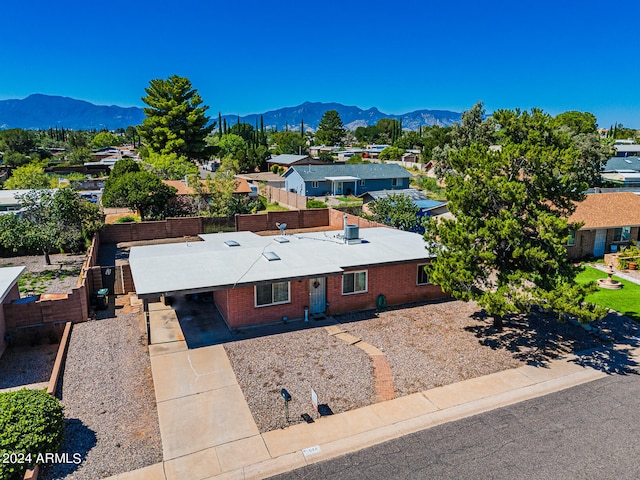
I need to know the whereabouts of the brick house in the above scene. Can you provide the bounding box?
[566,192,640,259]
[0,266,25,359]
[129,226,445,329]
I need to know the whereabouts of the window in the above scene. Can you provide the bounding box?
[342,270,367,294]
[359,179,365,186]
[613,226,631,242]
[312,181,319,188]
[392,178,399,186]
[417,264,430,285]
[255,282,290,307]
[567,230,576,247]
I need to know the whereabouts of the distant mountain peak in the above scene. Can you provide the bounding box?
[0,95,461,131]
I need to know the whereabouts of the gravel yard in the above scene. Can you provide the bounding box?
[226,299,620,434]
[0,253,85,295]
[225,327,375,433]
[0,342,58,391]
[41,302,162,480]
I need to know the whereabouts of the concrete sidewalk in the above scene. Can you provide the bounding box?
[103,315,639,480]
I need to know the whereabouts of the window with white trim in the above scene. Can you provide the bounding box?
[417,264,430,285]
[255,281,290,307]
[342,270,367,294]
[613,226,631,242]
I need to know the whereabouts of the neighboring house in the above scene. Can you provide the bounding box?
[566,192,640,259]
[267,154,325,168]
[162,177,255,197]
[236,172,286,189]
[0,266,25,359]
[309,145,341,158]
[601,156,640,187]
[129,227,445,329]
[360,189,449,233]
[283,164,412,197]
[0,189,58,216]
[613,143,640,157]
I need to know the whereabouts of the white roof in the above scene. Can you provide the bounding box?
[0,266,25,302]
[129,228,432,297]
[324,176,361,181]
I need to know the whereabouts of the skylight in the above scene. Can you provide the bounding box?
[262,251,281,261]
[274,237,289,243]
[224,240,240,247]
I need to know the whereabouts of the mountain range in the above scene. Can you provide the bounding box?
[0,94,462,131]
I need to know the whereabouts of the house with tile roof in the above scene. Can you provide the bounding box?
[566,192,640,259]
[283,164,411,197]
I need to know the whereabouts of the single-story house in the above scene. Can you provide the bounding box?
[267,154,326,168]
[613,143,640,157]
[566,192,640,259]
[1,266,25,359]
[283,164,412,197]
[128,227,445,329]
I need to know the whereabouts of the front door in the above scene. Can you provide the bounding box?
[336,182,343,195]
[594,229,607,257]
[309,277,326,315]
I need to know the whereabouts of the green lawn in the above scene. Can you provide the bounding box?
[575,266,640,321]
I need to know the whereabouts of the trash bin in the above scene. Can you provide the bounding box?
[95,288,109,310]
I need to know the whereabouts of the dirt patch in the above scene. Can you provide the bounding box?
[0,342,59,391]
[0,253,85,295]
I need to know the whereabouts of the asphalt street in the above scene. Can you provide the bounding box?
[270,373,640,480]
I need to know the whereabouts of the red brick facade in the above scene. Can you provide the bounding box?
[214,262,445,328]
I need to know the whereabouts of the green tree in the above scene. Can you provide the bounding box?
[144,151,198,180]
[315,110,346,146]
[554,111,598,134]
[102,170,176,220]
[67,146,93,165]
[378,146,405,160]
[4,164,52,189]
[139,75,214,160]
[271,131,307,155]
[367,194,420,231]
[0,188,103,264]
[215,134,247,160]
[0,128,36,155]
[192,171,260,216]
[91,131,121,149]
[424,109,607,330]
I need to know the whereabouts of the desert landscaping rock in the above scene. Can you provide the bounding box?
[0,253,85,295]
[41,307,162,480]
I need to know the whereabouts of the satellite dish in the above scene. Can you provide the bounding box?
[276,223,287,235]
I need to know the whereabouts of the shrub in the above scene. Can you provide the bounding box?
[116,215,139,223]
[0,389,65,480]
[618,245,640,269]
[306,199,328,209]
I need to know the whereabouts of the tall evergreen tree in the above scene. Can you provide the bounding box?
[315,110,346,146]
[138,75,214,160]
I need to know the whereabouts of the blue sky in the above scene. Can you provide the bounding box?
[2,0,639,128]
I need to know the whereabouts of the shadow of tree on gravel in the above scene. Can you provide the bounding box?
[39,418,97,480]
[465,309,640,373]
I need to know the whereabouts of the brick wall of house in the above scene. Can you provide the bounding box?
[215,261,445,328]
[567,227,640,260]
[326,263,445,315]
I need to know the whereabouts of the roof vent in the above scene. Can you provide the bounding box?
[224,240,240,247]
[263,251,281,261]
